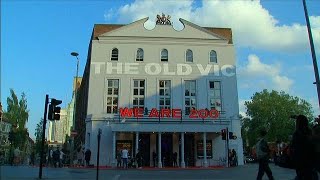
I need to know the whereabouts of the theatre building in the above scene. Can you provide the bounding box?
[76,14,244,168]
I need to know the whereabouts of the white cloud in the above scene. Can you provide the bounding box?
[239,99,248,117]
[106,0,320,53]
[309,97,320,116]
[311,16,320,29]
[238,54,294,92]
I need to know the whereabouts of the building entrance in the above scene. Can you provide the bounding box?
[184,133,195,167]
[138,134,150,167]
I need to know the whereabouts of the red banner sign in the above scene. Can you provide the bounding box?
[119,108,219,119]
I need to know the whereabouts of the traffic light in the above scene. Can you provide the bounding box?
[48,98,62,120]
[8,131,14,142]
[221,129,226,140]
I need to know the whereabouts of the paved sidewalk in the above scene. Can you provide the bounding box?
[0,163,298,180]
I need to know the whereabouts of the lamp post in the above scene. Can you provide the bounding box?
[70,52,79,166]
[302,0,320,110]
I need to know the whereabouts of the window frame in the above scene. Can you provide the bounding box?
[111,48,119,61]
[209,50,217,63]
[184,80,197,115]
[161,49,168,62]
[136,48,144,62]
[106,79,119,114]
[158,80,171,110]
[207,80,222,112]
[186,49,193,63]
[132,79,146,110]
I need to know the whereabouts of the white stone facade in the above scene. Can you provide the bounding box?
[82,17,244,167]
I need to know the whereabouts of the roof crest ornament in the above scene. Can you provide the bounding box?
[156,13,172,25]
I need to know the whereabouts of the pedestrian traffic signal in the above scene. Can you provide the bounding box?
[221,129,226,140]
[8,131,14,142]
[48,98,62,120]
[229,132,233,139]
[229,132,237,140]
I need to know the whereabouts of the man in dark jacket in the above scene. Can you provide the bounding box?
[291,115,316,180]
[256,129,274,180]
[85,149,91,166]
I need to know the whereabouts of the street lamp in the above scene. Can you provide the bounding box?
[302,0,320,110]
[96,128,102,180]
[70,51,80,166]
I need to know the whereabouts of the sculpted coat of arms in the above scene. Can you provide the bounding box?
[156,13,172,25]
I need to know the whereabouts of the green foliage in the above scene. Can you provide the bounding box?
[3,89,29,149]
[242,89,313,147]
[34,118,44,154]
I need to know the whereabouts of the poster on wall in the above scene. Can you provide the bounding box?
[116,140,133,158]
[197,140,212,158]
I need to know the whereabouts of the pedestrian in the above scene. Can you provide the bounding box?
[116,150,122,168]
[152,151,157,167]
[136,150,142,168]
[59,149,65,167]
[256,129,274,180]
[312,117,320,174]
[232,149,238,166]
[85,149,91,166]
[228,149,232,167]
[173,152,178,167]
[49,148,53,167]
[30,151,35,166]
[77,148,83,167]
[291,115,317,180]
[82,147,85,166]
[13,147,20,166]
[53,147,61,168]
[121,147,129,169]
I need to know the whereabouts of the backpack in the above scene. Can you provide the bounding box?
[256,139,268,160]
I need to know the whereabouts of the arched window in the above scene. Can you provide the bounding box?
[161,49,168,62]
[136,48,144,61]
[186,49,193,62]
[210,50,217,63]
[111,48,119,61]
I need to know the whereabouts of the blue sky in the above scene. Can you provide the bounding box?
[1,0,320,139]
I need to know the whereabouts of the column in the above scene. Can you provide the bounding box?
[203,132,208,167]
[135,132,139,155]
[180,132,185,168]
[158,132,162,168]
[112,131,116,167]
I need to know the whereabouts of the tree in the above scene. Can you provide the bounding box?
[3,89,29,149]
[242,89,313,147]
[34,118,44,154]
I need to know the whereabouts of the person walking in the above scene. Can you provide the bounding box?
[59,150,65,167]
[53,147,61,168]
[291,115,317,180]
[312,117,320,174]
[13,147,20,166]
[121,147,129,169]
[136,150,142,168]
[116,150,122,168]
[48,148,53,167]
[152,151,157,167]
[77,148,83,167]
[232,149,238,166]
[173,152,178,167]
[256,129,274,180]
[84,149,91,166]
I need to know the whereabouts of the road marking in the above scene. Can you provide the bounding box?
[113,174,121,180]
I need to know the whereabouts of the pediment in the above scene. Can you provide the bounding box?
[98,17,228,42]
